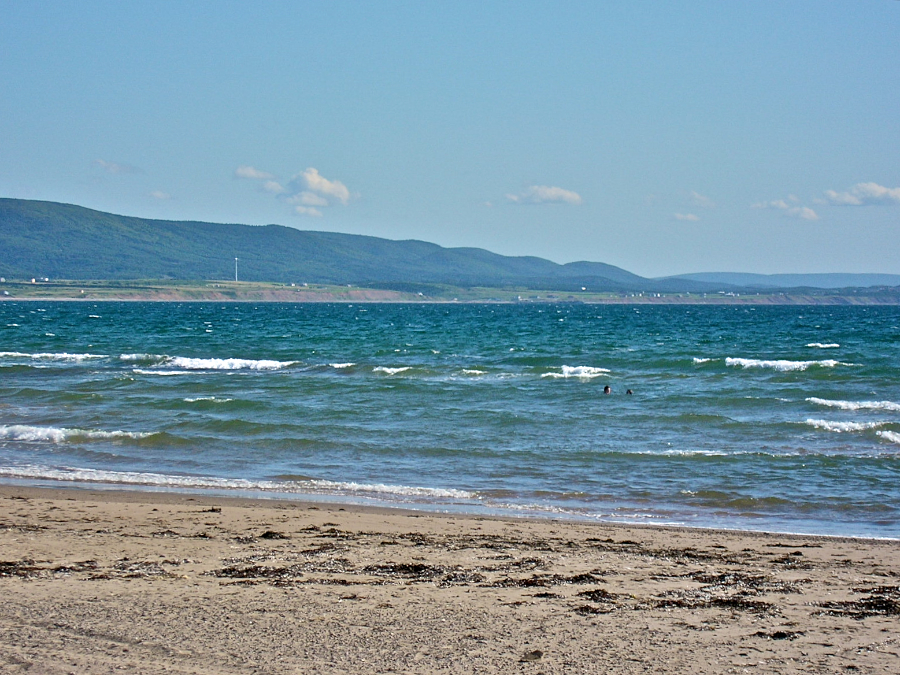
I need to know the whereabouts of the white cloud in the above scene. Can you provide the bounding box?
[262,180,285,194]
[791,206,819,221]
[294,168,351,205]
[674,213,699,221]
[149,190,171,200]
[825,182,900,206]
[294,205,323,217]
[753,199,790,210]
[690,191,715,209]
[234,165,275,180]
[753,198,819,221]
[506,185,583,205]
[235,164,354,215]
[289,191,329,207]
[93,159,141,174]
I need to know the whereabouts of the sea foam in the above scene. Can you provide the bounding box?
[542,365,610,379]
[726,357,845,371]
[877,431,900,445]
[805,419,887,433]
[806,397,900,412]
[0,464,477,501]
[0,424,153,443]
[0,351,108,362]
[166,357,296,370]
[807,343,840,349]
[373,366,411,375]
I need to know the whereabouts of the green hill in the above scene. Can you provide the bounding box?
[2,198,695,292]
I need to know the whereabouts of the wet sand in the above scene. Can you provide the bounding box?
[1,485,898,674]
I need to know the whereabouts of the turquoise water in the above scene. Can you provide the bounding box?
[1,301,898,537]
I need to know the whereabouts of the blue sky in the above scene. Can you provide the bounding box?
[1,1,898,277]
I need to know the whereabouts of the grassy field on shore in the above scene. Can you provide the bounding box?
[2,278,900,304]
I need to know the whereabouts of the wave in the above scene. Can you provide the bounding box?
[0,351,108,362]
[133,369,195,376]
[806,397,900,412]
[541,365,610,379]
[692,357,712,364]
[183,396,234,403]
[726,357,849,372]
[805,419,887,433]
[328,362,355,369]
[308,479,475,500]
[807,343,840,349]
[0,424,154,443]
[877,431,900,445]
[373,366,411,375]
[119,353,164,363]
[121,354,296,371]
[462,369,487,375]
[0,465,477,500]
[166,357,296,370]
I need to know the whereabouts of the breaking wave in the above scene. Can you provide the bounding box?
[0,465,477,501]
[805,419,887,433]
[165,357,296,370]
[726,357,848,372]
[877,431,900,445]
[0,351,108,362]
[0,424,154,443]
[806,397,900,412]
[541,365,610,379]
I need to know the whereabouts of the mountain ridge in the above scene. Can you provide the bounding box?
[0,198,693,292]
[1,198,896,292]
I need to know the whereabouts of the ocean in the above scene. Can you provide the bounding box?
[1,301,898,538]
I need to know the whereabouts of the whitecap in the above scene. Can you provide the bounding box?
[120,353,164,361]
[0,351,107,362]
[183,397,233,403]
[165,357,296,370]
[0,424,153,443]
[373,366,411,375]
[462,369,487,375]
[0,465,477,501]
[0,465,277,490]
[309,479,475,500]
[133,369,194,376]
[692,357,713,364]
[726,357,847,372]
[805,419,887,433]
[806,397,900,412]
[329,362,355,369]
[541,365,610,379]
[806,343,840,349]
[877,430,900,445]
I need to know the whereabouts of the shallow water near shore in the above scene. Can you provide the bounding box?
[1,301,898,537]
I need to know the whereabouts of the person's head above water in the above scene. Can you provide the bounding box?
[603,385,611,394]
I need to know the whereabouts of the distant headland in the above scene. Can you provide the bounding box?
[2,198,898,304]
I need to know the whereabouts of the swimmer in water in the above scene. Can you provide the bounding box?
[603,385,611,394]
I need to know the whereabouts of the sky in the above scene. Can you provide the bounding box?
[1,1,898,278]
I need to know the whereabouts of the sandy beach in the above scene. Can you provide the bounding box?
[1,486,898,674]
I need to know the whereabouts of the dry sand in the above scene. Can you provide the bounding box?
[1,485,898,674]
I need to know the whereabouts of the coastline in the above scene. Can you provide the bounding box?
[2,279,899,304]
[3,485,898,673]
